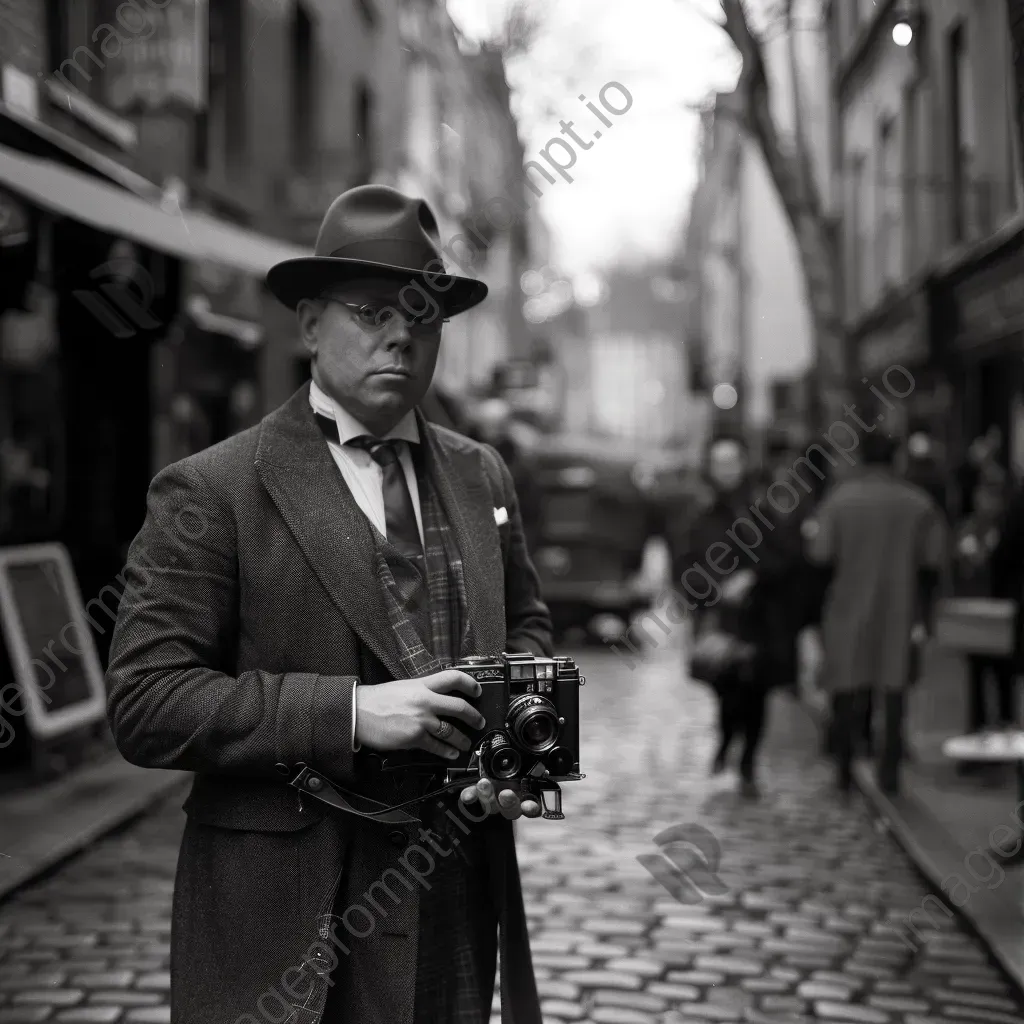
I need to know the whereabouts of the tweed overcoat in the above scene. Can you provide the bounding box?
[105,383,553,1024]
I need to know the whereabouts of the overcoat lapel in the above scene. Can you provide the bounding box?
[254,385,407,680]
[417,409,506,655]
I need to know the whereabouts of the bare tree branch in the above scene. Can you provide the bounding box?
[699,0,846,415]
[783,0,822,217]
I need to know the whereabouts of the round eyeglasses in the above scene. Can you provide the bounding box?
[334,301,449,331]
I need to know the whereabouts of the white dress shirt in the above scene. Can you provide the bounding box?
[309,379,425,546]
[310,380,427,752]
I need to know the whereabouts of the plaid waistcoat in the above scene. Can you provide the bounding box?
[371,450,477,675]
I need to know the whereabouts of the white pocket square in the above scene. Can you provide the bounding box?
[494,506,508,525]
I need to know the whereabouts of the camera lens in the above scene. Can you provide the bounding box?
[507,695,560,754]
[482,734,521,779]
[545,746,574,776]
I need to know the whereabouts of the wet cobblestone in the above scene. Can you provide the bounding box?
[1,633,1022,1023]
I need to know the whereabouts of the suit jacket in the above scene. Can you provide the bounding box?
[105,383,553,1024]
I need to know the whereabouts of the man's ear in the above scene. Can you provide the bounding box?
[297,298,323,357]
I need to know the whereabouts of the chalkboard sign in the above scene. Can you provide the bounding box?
[0,544,105,740]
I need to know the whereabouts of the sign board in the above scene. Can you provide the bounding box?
[106,0,208,113]
[2,64,39,120]
[0,544,106,741]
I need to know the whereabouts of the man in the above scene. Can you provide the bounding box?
[806,432,946,794]
[106,185,553,1024]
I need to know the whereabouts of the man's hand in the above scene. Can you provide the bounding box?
[355,669,487,759]
[460,777,542,820]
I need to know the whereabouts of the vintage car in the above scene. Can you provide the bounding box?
[521,434,658,640]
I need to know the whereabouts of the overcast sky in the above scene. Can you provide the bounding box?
[446,0,739,278]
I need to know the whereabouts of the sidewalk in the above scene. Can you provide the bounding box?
[851,643,1024,993]
[0,739,190,901]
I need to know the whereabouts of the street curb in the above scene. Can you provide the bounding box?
[792,691,1024,995]
[851,761,1024,995]
[0,756,191,903]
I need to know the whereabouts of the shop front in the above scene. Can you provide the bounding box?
[0,140,305,666]
[152,261,265,470]
[850,284,951,449]
[935,225,1024,483]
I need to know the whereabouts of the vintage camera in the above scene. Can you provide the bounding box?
[442,652,585,818]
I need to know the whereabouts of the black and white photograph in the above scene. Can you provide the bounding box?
[1,1,1024,1021]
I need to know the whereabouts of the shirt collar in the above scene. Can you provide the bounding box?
[309,379,420,446]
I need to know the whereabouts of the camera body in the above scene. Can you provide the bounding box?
[443,652,584,787]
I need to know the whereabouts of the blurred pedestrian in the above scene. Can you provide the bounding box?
[806,432,946,794]
[957,425,1002,518]
[904,431,949,516]
[680,435,806,799]
[469,399,543,553]
[953,479,1020,739]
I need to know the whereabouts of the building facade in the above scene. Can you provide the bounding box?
[0,0,403,678]
[390,0,530,402]
[827,0,1024,495]
[681,0,832,443]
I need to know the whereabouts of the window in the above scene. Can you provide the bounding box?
[291,2,316,172]
[877,116,900,286]
[948,22,976,244]
[354,80,374,185]
[902,84,918,270]
[46,0,102,101]
[45,0,69,74]
[845,153,866,315]
[1006,28,1021,213]
[196,0,245,176]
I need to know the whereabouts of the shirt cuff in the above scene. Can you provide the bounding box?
[351,678,361,752]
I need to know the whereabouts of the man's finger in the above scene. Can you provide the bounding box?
[430,694,487,731]
[476,778,500,815]
[460,784,480,805]
[520,799,542,819]
[497,787,522,820]
[423,670,481,698]
[423,717,473,752]
[414,735,461,760]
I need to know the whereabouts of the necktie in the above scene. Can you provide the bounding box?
[345,434,424,561]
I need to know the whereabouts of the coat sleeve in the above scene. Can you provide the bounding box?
[105,459,358,784]
[482,446,554,657]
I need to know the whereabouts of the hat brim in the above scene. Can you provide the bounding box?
[265,256,488,316]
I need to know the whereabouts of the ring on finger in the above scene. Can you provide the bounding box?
[434,720,454,741]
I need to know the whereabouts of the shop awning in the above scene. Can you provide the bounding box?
[0,100,159,199]
[0,143,309,276]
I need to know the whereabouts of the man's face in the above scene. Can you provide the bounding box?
[297,275,445,435]
[707,439,747,492]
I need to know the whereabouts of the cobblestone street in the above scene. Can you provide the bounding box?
[1,630,1022,1023]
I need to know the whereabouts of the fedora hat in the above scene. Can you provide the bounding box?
[266,184,488,315]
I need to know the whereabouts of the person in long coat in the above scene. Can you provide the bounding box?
[677,435,807,798]
[806,432,946,794]
[105,186,553,1024]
